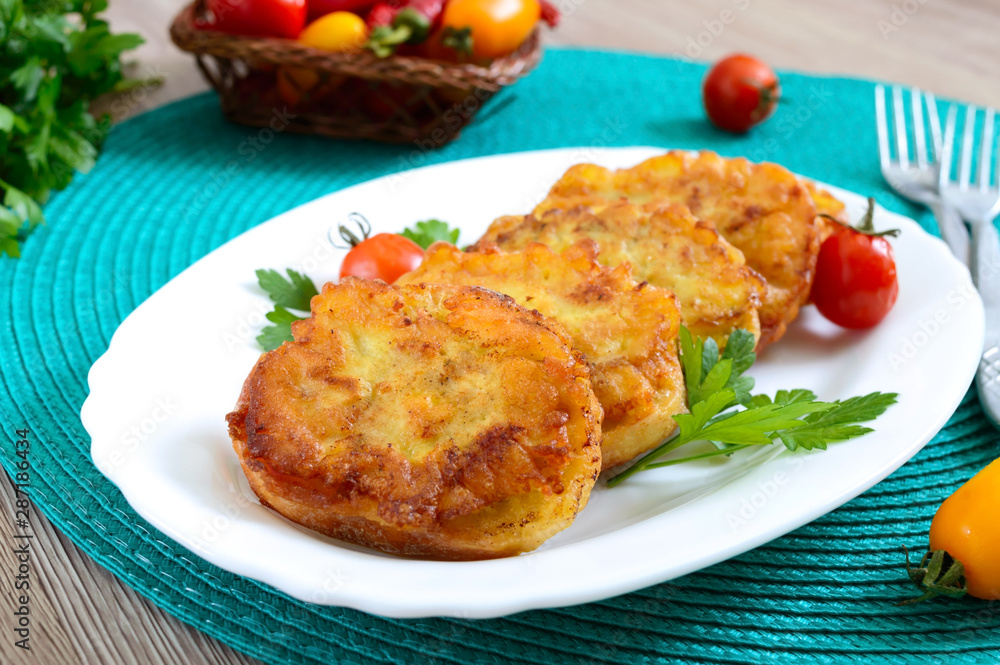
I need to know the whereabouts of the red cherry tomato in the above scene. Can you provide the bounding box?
[702,54,780,133]
[195,0,306,39]
[308,0,376,23]
[340,234,425,283]
[810,225,899,329]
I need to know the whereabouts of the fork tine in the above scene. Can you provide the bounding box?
[925,92,944,160]
[912,88,928,168]
[959,105,976,190]
[979,107,995,192]
[940,104,958,187]
[892,86,909,168]
[875,85,891,169]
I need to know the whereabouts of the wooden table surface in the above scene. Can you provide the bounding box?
[3,1,998,664]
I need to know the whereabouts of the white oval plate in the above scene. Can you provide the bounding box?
[83,147,984,619]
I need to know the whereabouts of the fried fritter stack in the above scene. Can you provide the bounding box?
[227,279,602,560]
[397,240,686,468]
[227,150,849,561]
[476,201,765,347]
[532,151,823,347]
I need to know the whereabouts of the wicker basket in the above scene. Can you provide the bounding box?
[170,2,543,145]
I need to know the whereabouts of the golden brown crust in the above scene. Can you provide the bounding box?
[226,279,602,560]
[475,201,764,348]
[397,241,686,469]
[803,179,849,242]
[531,151,821,348]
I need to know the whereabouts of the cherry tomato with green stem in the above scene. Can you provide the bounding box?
[702,54,780,133]
[810,198,899,329]
[336,215,425,283]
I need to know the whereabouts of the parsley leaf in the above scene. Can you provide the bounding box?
[679,326,756,408]
[257,320,297,351]
[265,305,304,326]
[678,326,705,397]
[400,219,460,249]
[750,389,818,408]
[778,392,900,451]
[673,389,736,438]
[255,269,319,311]
[254,270,320,351]
[721,328,756,377]
[606,326,898,487]
[694,401,835,446]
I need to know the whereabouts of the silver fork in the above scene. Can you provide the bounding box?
[939,104,1000,428]
[875,85,970,265]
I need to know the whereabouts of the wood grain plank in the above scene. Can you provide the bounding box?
[0,470,262,665]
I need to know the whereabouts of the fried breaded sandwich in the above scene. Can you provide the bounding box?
[397,240,686,469]
[475,201,764,347]
[532,150,822,347]
[226,279,603,560]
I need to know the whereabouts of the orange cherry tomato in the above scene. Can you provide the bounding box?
[929,459,1000,599]
[299,11,369,52]
[340,234,425,283]
[439,0,540,60]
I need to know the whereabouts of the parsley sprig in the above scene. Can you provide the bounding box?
[400,219,460,249]
[1,0,149,257]
[255,268,319,351]
[606,327,898,487]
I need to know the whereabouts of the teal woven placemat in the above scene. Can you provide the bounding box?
[2,47,999,664]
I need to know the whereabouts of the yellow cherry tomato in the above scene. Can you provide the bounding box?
[929,458,1000,599]
[298,11,368,52]
[440,0,540,60]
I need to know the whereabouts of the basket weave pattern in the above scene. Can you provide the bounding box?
[170,2,543,145]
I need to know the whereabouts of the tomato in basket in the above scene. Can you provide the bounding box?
[435,0,541,61]
[361,83,428,121]
[299,11,370,52]
[308,0,377,22]
[194,0,307,39]
[277,67,348,106]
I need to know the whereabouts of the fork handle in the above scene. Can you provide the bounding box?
[930,200,971,267]
[973,216,1000,428]
[972,217,1000,349]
